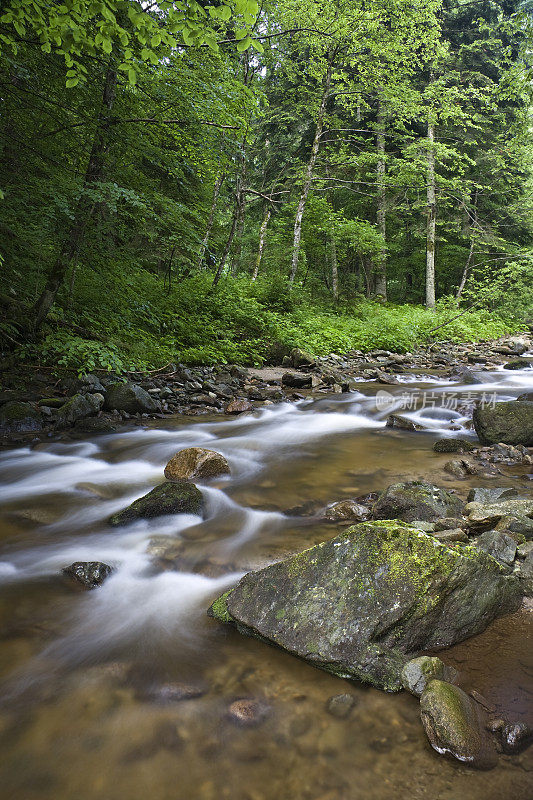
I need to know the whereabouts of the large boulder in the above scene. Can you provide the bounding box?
[281,373,312,389]
[55,392,104,428]
[465,496,533,534]
[164,447,230,481]
[109,481,203,525]
[0,401,42,435]
[373,481,464,523]
[420,680,498,769]
[208,521,520,691]
[473,401,533,446]
[290,348,316,368]
[104,382,160,414]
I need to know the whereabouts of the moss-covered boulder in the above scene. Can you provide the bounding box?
[104,382,160,414]
[109,481,203,525]
[373,481,464,523]
[420,680,498,769]
[0,401,42,435]
[433,438,475,453]
[473,400,533,446]
[55,392,104,428]
[208,521,520,691]
[164,447,230,481]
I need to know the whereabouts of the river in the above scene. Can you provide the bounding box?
[0,365,532,799]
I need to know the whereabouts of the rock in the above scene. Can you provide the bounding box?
[401,656,458,697]
[465,497,533,532]
[517,552,533,595]
[434,529,468,543]
[467,487,518,504]
[376,372,400,385]
[62,373,105,394]
[473,401,533,446]
[55,392,104,427]
[104,382,160,414]
[500,721,533,754]
[517,392,533,402]
[434,518,465,531]
[74,417,118,434]
[227,698,270,726]
[503,359,527,370]
[139,682,206,703]
[164,447,230,481]
[386,414,424,431]
[326,693,357,718]
[373,481,464,523]
[208,521,520,691]
[517,541,533,559]
[290,348,316,368]
[410,520,437,532]
[443,458,479,478]
[109,481,203,525]
[474,530,517,565]
[0,401,42,434]
[433,438,475,453]
[324,500,369,522]
[420,680,498,769]
[62,561,113,589]
[281,373,313,389]
[225,398,253,415]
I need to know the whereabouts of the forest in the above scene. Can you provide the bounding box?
[0,0,532,372]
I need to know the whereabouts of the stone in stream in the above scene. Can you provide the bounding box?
[208,521,520,692]
[465,496,533,533]
[0,401,42,435]
[326,693,358,718]
[323,499,370,522]
[474,530,517,566]
[372,481,464,523]
[420,680,498,769]
[104,381,160,414]
[225,398,253,415]
[443,458,480,479]
[62,561,114,589]
[55,392,104,427]
[401,656,458,698]
[109,481,203,525]
[281,373,313,389]
[164,447,230,481]
[503,359,528,370]
[227,698,270,726]
[433,438,475,453]
[473,400,533,446]
[386,414,424,432]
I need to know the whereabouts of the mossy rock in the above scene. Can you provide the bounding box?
[208,521,520,692]
[164,447,230,481]
[104,382,160,414]
[473,400,533,446]
[0,401,42,434]
[373,481,464,522]
[433,438,475,453]
[55,392,104,428]
[109,481,203,525]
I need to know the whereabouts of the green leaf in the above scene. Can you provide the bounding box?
[128,68,137,85]
[66,76,79,87]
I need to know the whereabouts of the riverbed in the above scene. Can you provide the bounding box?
[0,366,532,800]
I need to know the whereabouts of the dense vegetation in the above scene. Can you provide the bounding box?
[1,0,532,373]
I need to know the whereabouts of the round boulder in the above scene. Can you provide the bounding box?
[104,382,160,414]
[164,447,230,481]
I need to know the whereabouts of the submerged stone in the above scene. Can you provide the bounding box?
[420,680,498,769]
[373,481,464,522]
[109,481,203,525]
[208,521,520,691]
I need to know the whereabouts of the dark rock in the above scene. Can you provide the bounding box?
[63,561,113,589]
[74,417,119,434]
[517,392,533,402]
[290,348,316,368]
[465,497,533,532]
[164,447,230,481]
[208,521,520,691]
[109,481,203,525]
[503,359,528,370]
[474,530,517,565]
[443,458,479,478]
[281,373,313,389]
[401,656,458,697]
[139,682,206,703]
[104,382,160,414]
[225,398,253,415]
[386,414,424,431]
[324,500,369,522]
[0,401,42,435]
[326,693,357,718]
[467,487,518,504]
[434,529,468,543]
[55,392,104,427]
[373,481,464,523]
[420,680,498,769]
[517,552,533,595]
[376,371,400,385]
[434,518,466,531]
[433,438,475,453]
[62,373,105,394]
[473,401,533,446]
[500,721,533,754]
[227,698,270,726]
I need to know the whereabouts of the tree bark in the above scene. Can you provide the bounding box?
[197,172,225,271]
[375,98,387,299]
[425,117,436,309]
[32,62,118,329]
[456,190,478,301]
[210,143,246,289]
[289,56,332,286]
[330,234,338,301]
[252,206,271,281]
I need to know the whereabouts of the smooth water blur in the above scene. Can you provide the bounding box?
[0,367,532,800]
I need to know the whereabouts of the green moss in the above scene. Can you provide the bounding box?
[209,590,234,623]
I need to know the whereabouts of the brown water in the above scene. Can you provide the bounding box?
[0,368,532,800]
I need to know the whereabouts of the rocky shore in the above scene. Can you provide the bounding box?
[1,333,532,446]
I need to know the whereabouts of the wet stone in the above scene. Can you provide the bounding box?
[227,698,270,727]
[474,530,517,566]
[139,681,207,704]
[500,721,533,754]
[326,693,357,718]
[62,561,114,589]
[433,438,475,453]
[164,447,230,481]
[401,656,458,698]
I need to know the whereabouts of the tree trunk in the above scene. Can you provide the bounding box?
[289,57,332,286]
[425,117,436,309]
[197,172,225,271]
[375,98,387,299]
[32,62,118,329]
[252,206,271,281]
[456,190,478,301]
[211,144,246,289]
[330,235,338,301]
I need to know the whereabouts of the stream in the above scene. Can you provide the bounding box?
[0,366,532,800]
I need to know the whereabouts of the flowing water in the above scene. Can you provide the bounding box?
[0,365,532,800]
